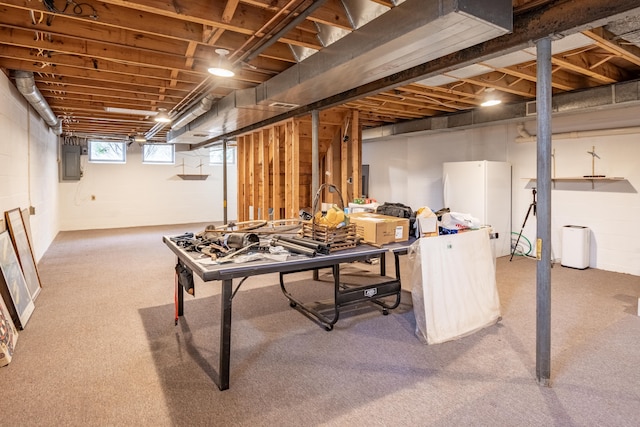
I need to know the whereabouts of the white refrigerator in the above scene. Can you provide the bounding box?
[443,161,512,257]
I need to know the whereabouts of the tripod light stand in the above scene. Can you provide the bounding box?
[510,188,536,261]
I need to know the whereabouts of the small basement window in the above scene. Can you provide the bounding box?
[143,143,175,164]
[210,146,236,165]
[88,140,126,163]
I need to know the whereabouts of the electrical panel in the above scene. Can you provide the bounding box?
[60,144,81,181]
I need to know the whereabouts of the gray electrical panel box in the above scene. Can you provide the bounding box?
[60,144,81,181]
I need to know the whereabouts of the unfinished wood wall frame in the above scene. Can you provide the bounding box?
[236,108,361,221]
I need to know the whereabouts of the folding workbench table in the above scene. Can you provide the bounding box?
[162,235,415,390]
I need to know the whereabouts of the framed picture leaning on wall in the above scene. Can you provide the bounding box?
[0,292,18,366]
[0,230,35,329]
[5,208,41,301]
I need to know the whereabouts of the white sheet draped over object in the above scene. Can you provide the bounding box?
[409,228,501,344]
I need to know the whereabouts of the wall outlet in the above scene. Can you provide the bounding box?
[29,206,36,215]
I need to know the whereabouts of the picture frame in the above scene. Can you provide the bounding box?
[0,292,18,367]
[5,208,41,301]
[0,230,35,329]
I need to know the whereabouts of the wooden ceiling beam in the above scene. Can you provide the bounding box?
[48,93,180,111]
[38,85,185,103]
[0,48,201,84]
[34,74,195,97]
[370,93,461,113]
[0,0,303,61]
[553,49,627,84]
[0,6,192,51]
[0,27,275,86]
[0,0,206,42]
[242,0,353,31]
[583,27,640,67]
[0,26,204,76]
[0,57,192,90]
[344,101,427,119]
[396,85,480,106]
[481,62,584,91]
[466,71,537,98]
[95,0,322,48]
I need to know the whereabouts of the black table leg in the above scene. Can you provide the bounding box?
[177,282,184,316]
[218,278,233,391]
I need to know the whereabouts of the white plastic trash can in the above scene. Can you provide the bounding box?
[561,225,590,269]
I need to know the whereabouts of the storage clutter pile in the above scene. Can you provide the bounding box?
[347,198,483,238]
[170,193,485,270]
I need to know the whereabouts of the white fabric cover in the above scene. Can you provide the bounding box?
[409,228,501,344]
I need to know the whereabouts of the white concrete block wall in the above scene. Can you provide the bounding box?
[364,106,640,276]
[1,71,238,262]
[0,72,59,262]
[57,145,237,231]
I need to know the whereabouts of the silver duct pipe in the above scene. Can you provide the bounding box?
[170,94,216,130]
[13,70,62,135]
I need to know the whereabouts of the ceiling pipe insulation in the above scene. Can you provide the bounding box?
[13,70,63,135]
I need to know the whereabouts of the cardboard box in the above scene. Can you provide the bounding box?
[349,212,409,246]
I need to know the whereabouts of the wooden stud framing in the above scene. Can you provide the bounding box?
[235,108,361,221]
[350,110,362,200]
[259,130,267,220]
[272,126,282,219]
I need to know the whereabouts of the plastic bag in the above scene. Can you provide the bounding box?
[440,212,481,231]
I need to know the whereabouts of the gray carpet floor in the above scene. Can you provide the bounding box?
[0,223,638,426]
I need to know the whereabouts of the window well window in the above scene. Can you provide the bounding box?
[88,140,126,163]
[209,146,236,165]
[143,143,175,164]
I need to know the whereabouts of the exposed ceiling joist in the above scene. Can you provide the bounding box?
[0,0,639,143]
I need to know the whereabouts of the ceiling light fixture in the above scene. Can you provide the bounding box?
[480,87,502,107]
[154,108,171,123]
[208,48,235,77]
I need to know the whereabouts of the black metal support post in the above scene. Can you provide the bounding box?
[223,139,228,225]
[536,36,552,386]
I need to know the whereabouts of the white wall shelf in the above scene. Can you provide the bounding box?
[527,176,625,181]
[525,177,628,190]
[177,174,209,181]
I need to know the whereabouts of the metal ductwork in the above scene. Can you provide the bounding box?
[13,70,63,135]
[361,79,640,141]
[168,0,512,144]
[170,94,216,130]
